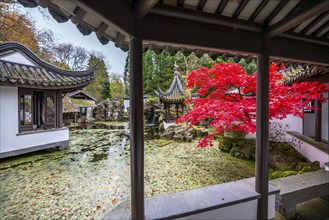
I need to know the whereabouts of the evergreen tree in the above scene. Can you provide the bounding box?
[84,54,110,102]
[123,53,130,96]
[109,73,125,101]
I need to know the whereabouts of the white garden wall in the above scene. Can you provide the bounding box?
[0,86,69,155]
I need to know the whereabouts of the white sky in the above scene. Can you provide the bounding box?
[18,5,127,75]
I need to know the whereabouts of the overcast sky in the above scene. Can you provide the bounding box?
[18,5,127,75]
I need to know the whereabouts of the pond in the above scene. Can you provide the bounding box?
[0,122,255,220]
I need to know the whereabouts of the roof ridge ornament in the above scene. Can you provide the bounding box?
[174,62,179,76]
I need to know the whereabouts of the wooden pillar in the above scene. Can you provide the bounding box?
[315,100,322,142]
[256,37,269,220]
[56,90,63,128]
[129,19,144,220]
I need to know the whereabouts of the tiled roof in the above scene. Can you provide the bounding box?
[0,42,94,90]
[156,65,185,103]
[65,90,97,102]
[284,65,329,84]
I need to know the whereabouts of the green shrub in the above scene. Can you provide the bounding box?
[276,162,293,171]
[282,170,298,177]
[218,136,255,159]
[271,171,283,179]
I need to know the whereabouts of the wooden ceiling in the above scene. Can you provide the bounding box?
[18,0,329,66]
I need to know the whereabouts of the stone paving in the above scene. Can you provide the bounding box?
[271,169,329,219]
[275,197,329,220]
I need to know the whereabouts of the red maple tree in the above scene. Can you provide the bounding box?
[177,62,329,147]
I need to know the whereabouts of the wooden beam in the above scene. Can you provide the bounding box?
[177,0,185,7]
[95,22,108,38]
[150,4,263,32]
[216,0,229,15]
[115,32,126,48]
[264,0,329,38]
[71,7,86,24]
[270,36,329,66]
[307,72,329,83]
[312,20,329,37]
[79,0,134,36]
[134,0,159,18]
[323,30,329,38]
[280,32,329,47]
[265,0,290,24]
[143,14,262,55]
[255,37,270,220]
[250,0,269,21]
[37,0,50,8]
[300,11,329,34]
[143,14,329,65]
[233,0,249,18]
[197,0,207,11]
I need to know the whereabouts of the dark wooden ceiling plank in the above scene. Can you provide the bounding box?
[143,15,262,55]
[95,22,108,38]
[300,11,329,34]
[134,0,160,18]
[216,0,229,15]
[233,0,249,18]
[197,0,207,11]
[312,20,329,36]
[79,0,134,36]
[264,0,289,24]
[143,14,329,65]
[270,36,329,66]
[281,32,329,47]
[115,32,126,48]
[178,0,185,7]
[264,0,329,38]
[306,71,329,83]
[286,0,320,32]
[249,0,270,21]
[322,30,329,38]
[150,4,263,32]
[71,7,86,24]
[37,0,50,8]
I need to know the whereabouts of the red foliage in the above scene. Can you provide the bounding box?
[177,62,329,147]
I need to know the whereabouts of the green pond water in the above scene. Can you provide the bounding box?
[0,123,255,220]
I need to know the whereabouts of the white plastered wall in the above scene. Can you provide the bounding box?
[0,86,69,154]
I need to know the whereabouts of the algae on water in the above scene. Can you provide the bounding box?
[1,124,256,219]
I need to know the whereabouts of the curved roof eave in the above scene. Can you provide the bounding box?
[0,42,94,77]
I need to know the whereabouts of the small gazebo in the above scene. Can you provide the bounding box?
[155,64,185,122]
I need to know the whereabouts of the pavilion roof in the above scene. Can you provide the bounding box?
[155,65,185,103]
[0,42,94,90]
[65,90,97,102]
[17,0,329,67]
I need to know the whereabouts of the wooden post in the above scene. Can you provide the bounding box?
[256,37,270,220]
[315,100,322,142]
[129,20,145,220]
[56,90,63,128]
